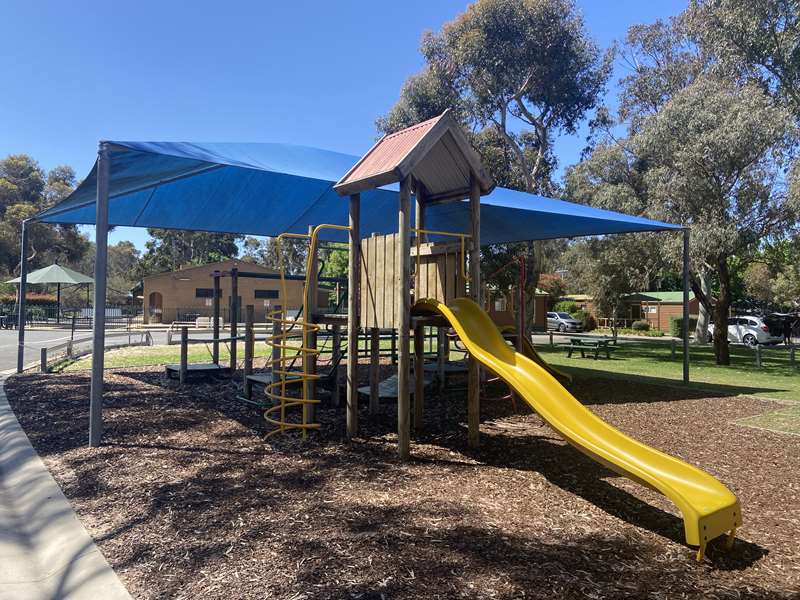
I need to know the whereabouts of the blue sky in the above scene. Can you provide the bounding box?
[1,0,685,250]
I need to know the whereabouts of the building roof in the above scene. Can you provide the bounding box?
[6,264,93,285]
[334,110,494,200]
[627,291,696,303]
[34,141,682,244]
[564,291,696,304]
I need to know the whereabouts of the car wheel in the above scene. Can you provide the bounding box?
[743,334,757,347]
[558,324,566,332]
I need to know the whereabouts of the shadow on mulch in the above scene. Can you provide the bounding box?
[4,366,796,599]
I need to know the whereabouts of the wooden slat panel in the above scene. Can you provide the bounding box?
[376,234,386,329]
[389,233,397,329]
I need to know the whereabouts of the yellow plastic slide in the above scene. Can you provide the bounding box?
[415,297,741,559]
[498,324,572,385]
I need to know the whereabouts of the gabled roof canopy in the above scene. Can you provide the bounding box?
[334,110,494,201]
[34,141,682,244]
[6,264,94,285]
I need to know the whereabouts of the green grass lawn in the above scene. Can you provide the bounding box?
[55,343,275,372]
[535,340,800,403]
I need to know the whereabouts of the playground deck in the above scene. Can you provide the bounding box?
[5,365,799,599]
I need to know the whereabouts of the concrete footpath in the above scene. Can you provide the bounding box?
[0,377,131,599]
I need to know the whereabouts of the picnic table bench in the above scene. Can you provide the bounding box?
[558,338,617,360]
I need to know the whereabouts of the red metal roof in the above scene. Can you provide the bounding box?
[339,114,443,186]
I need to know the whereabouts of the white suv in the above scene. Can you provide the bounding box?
[708,316,782,346]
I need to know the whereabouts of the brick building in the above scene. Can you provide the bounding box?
[561,291,698,332]
[142,259,332,324]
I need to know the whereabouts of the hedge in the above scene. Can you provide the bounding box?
[554,300,578,314]
[631,319,650,331]
[669,315,698,338]
[571,309,596,332]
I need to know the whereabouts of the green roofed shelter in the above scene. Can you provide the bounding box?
[7,263,94,286]
[7,263,94,325]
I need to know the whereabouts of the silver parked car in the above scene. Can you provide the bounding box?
[708,316,783,346]
[547,311,583,332]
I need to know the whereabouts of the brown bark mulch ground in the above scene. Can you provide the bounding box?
[5,362,800,599]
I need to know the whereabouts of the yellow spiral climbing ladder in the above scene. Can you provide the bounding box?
[264,224,350,438]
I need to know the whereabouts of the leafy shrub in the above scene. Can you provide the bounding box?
[554,300,578,314]
[631,319,650,331]
[670,315,698,338]
[571,309,596,332]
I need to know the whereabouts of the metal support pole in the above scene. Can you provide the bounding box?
[346,193,361,438]
[89,142,110,447]
[682,228,690,384]
[16,220,29,373]
[397,176,412,460]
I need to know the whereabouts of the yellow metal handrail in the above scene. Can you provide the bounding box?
[412,228,472,286]
[263,224,350,439]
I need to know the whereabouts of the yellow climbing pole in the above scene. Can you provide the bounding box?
[264,224,350,439]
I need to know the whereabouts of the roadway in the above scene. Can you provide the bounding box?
[0,329,169,373]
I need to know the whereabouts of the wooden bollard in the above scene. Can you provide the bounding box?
[270,318,280,374]
[332,325,342,407]
[791,345,796,367]
[755,343,762,368]
[243,305,254,399]
[413,324,425,432]
[437,327,446,392]
[369,327,380,415]
[549,331,553,346]
[180,326,188,384]
[671,338,676,359]
[40,347,47,373]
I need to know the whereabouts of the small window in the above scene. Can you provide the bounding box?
[255,289,279,299]
[195,288,214,298]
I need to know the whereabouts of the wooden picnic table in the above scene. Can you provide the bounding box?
[559,338,617,360]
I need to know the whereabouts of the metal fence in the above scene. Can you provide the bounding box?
[0,305,143,329]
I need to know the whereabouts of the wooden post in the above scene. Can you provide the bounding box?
[230,267,238,373]
[437,327,446,393]
[755,343,762,368]
[346,193,361,438]
[305,225,319,424]
[391,329,397,364]
[212,272,220,364]
[332,325,342,407]
[270,316,281,378]
[89,142,110,447]
[179,326,188,385]
[40,347,47,373]
[414,323,424,432]
[369,327,380,415]
[467,172,481,449]
[397,176,412,460]
[244,305,254,398]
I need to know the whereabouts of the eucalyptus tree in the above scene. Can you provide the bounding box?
[378,0,611,332]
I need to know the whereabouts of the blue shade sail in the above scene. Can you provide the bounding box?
[36,141,682,243]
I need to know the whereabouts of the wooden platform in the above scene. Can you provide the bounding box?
[358,373,433,399]
[165,362,228,379]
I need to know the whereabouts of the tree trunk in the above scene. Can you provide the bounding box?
[713,258,731,365]
[694,271,712,344]
[523,241,542,335]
